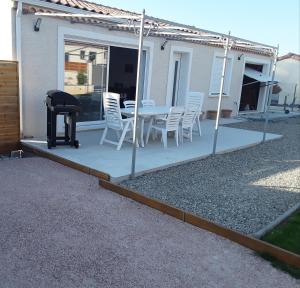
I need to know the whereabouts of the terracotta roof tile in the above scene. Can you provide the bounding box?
[278,53,300,62]
[32,0,273,56]
[43,0,137,15]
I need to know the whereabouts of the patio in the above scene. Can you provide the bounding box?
[22,118,281,182]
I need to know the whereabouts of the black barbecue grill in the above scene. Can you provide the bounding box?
[46,90,80,149]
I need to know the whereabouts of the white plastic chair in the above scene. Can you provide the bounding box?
[180,108,198,143]
[141,99,157,142]
[141,99,155,107]
[123,100,136,108]
[186,92,204,136]
[100,92,134,150]
[146,107,184,148]
[142,98,165,122]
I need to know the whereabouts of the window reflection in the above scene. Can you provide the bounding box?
[64,41,108,122]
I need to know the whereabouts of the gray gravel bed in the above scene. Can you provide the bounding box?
[121,117,300,234]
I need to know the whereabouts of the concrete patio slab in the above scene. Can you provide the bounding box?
[241,110,300,121]
[22,119,281,181]
[0,157,298,288]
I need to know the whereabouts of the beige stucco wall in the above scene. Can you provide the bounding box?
[21,15,58,138]
[275,59,300,105]
[20,12,272,138]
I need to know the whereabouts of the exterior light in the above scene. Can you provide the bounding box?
[34,18,42,32]
[161,40,168,51]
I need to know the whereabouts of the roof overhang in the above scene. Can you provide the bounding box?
[17,0,277,56]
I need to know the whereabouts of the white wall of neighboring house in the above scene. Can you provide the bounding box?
[274,58,300,105]
[13,2,273,138]
[64,44,107,94]
[0,0,15,60]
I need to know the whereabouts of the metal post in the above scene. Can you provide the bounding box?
[291,83,297,112]
[212,32,231,155]
[130,9,145,178]
[262,44,279,142]
[16,0,23,137]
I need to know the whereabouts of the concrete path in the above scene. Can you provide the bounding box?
[0,158,298,288]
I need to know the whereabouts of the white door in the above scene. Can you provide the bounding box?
[171,53,182,106]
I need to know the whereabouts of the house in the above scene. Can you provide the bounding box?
[1,0,276,139]
[272,53,300,107]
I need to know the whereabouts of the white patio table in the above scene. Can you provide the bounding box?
[121,106,170,147]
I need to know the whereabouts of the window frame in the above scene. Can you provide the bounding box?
[80,50,85,60]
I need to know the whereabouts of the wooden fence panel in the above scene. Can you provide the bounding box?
[0,61,20,154]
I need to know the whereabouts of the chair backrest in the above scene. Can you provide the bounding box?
[186,92,204,114]
[103,92,123,130]
[141,99,155,107]
[166,107,184,131]
[123,100,136,109]
[182,108,198,129]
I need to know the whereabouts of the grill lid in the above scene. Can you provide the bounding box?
[46,90,80,107]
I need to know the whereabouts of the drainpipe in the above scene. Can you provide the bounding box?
[16,0,23,137]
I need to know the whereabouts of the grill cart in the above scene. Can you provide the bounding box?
[46,90,80,149]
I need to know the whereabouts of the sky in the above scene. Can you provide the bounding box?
[94,0,300,56]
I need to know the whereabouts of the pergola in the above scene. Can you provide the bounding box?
[35,9,279,177]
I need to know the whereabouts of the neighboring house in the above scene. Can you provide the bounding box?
[272,53,300,107]
[1,0,276,138]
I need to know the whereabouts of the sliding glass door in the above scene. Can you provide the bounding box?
[64,41,108,124]
[64,41,148,128]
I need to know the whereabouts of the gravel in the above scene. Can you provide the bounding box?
[121,116,300,234]
[2,158,298,287]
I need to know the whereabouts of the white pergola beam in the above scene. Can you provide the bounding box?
[35,12,140,20]
[145,14,276,49]
[34,10,276,51]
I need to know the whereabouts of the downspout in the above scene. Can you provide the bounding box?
[16,0,23,137]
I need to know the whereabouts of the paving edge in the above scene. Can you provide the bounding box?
[99,179,300,269]
[22,143,110,181]
[253,203,300,239]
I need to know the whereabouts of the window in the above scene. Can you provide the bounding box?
[89,51,96,63]
[80,50,85,60]
[64,41,108,123]
[65,52,69,62]
[209,54,233,96]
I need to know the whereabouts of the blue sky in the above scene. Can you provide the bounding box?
[95,0,300,55]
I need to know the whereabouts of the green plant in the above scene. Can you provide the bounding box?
[77,71,87,85]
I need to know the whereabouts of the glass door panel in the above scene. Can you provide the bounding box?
[171,53,182,106]
[64,41,108,123]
